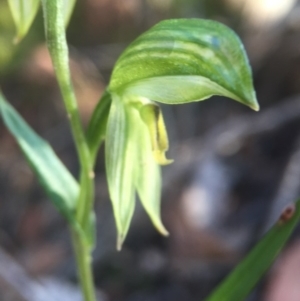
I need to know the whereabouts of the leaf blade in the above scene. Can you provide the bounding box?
[0,92,79,222]
[8,0,40,41]
[204,200,300,301]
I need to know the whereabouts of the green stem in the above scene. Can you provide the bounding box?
[41,0,94,227]
[41,0,95,230]
[41,1,96,300]
[72,229,97,301]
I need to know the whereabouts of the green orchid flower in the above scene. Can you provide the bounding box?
[105,94,172,250]
[91,19,259,249]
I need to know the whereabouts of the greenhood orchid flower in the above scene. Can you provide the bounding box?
[97,18,259,249]
[105,94,172,249]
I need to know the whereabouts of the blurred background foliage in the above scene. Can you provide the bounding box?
[1,0,300,301]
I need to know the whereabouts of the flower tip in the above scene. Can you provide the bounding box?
[159,227,170,237]
[152,219,169,236]
[154,150,173,166]
[116,234,125,251]
[247,96,260,111]
[249,100,260,111]
[252,103,260,112]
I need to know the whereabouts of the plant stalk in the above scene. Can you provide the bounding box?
[41,0,94,227]
[41,1,96,300]
[72,229,97,301]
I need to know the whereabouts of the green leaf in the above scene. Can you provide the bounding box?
[0,92,79,223]
[62,0,76,27]
[105,95,136,250]
[109,19,258,111]
[86,90,111,164]
[204,201,300,301]
[8,0,40,42]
